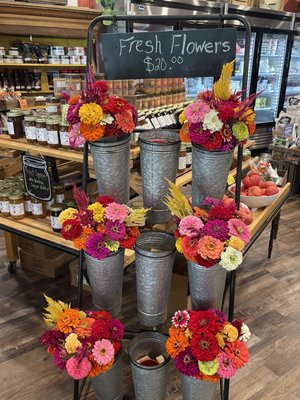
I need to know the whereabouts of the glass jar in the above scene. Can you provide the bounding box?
[46,118,60,147]
[31,198,47,218]
[178,145,187,173]
[23,191,31,215]
[36,96,47,106]
[36,118,48,145]
[50,203,63,233]
[0,190,11,216]
[59,123,70,149]
[46,97,60,115]
[7,112,24,139]
[46,197,55,214]
[9,47,19,56]
[24,116,37,143]
[9,191,25,220]
[53,183,65,203]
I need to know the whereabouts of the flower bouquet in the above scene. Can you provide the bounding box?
[59,185,148,260]
[40,296,124,381]
[166,309,250,398]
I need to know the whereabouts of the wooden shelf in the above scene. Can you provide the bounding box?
[0,64,86,68]
[20,90,54,94]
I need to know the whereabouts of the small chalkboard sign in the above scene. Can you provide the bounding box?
[102,28,236,80]
[22,155,52,201]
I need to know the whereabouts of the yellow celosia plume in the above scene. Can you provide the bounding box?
[43,294,70,327]
[213,60,235,101]
[164,179,193,219]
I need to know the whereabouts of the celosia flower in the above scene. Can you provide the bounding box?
[179,215,203,237]
[232,121,249,141]
[190,330,219,362]
[166,330,189,359]
[85,232,110,260]
[217,352,236,379]
[87,202,105,223]
[219,246,243,271]
[182,236,200,259]
[108,319,124,341]
[221,323,239,342]
[65,333,82,354]
[61,219,82,241]
[105,220,126,241]
[175,237,183,253]
[184,101,210,123]
[67,103,81,125]
[202,110,223,133]
[40,329,64,349]
[75,317,95,338]
[228,236,245,251]
[91,319,110,340]
[54,348,67,370]
[172,310,190,329]
[225,341,248,368]
[58,208,78,225]
[69,122,86,149]
[115,110,135,133]
[80,122,105,142]
[96,195,115,206]
[92,339,114,365]
[239,323,251,342]
[79,103,103,125]
[209,206,233,221]
[105,240,120,252]
[174,348,199,377]
[228,219,251,244]
[78,209,94,228]
[105,202,129,222]
[66,356,92,379]
[198,235,224,260]
[198,359,219,376]
[56,309,81,334]
[202,219,229,241]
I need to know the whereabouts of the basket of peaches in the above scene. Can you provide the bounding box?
[229,170,280,209]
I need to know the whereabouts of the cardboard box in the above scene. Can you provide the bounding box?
[69,259,91,292]
[167,273,190,316]
[20,249,75,278]
[17,236,62,258]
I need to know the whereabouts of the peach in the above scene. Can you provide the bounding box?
[265,181,277,188]
[265,186,279,196]
[248,174,261,187]
[247,186,263,196]
[242,177,251,188]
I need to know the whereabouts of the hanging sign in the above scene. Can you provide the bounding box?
[22,155,52,201]
[102,28,236,79]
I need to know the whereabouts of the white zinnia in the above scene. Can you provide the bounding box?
[239,323,251,342]
[100,113,114,125]
[219,246,243,271]
[202,110,223,133]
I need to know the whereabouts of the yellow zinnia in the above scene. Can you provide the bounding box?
[58,208,78,225]
[176,237,183,253]
[88,202,105,223]
[228,236,245,251]
[222,323,238,342]
[65,333,82,354]
[79,103,103,125]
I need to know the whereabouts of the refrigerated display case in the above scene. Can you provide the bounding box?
[284,36,300,106]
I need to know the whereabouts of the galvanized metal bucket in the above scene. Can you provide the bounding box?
[89,135,130,204]
[128,332,170,400]
[139,130,180,224]
[187,260,227,311]
[135,231,176,327]
[85,249,124,318]
[192,145,234,207]
[181,374,217,400]
[90,349,123,400]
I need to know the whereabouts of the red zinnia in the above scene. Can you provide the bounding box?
[217,103,235,123]
[201,132,223,151]
[90,310,112,321]
[209,206,233,221]
[119,236,136,249]
[61,219,82,240]
[115,110,135,133]
[231,319,243,337]
[225,341,248,368]
[188,310,220,334]
[181,236,200,259]
[104,121,123,138]
[126,226,140,238]
[94,80,109,94]
[112,340,121,354]
[174,229,181,239]
[91,319,110,340]
[190,330,219,362]
[194,254,217,268]
[96,195,116,206]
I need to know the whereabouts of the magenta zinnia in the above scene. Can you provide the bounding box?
[85,232,110,260]
[105,220,126,241]
[202,219,229,241]
[108,319,124,341]
[174,348,199,377]
[228,219,251,244]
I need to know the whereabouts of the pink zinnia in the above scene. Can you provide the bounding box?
[217,352,237,379]
[66,356,92,379]
[228,219,251,244]
[105,202,128,222]
[184,101,210,124]
[179,216,203,237]
[108,319,124,341]
[92,339,114,365]
[69,122,86,149]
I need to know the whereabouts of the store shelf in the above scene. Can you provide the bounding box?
[0,64,86,68]
[255,107,273,111]
[258,72,277,76]
[20,90,54,94]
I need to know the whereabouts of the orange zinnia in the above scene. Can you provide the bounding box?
[179,122,191,143]
[75,317,95,338]
[73,227,93,250]
[203,373,220,382]
[225,341,248,368]
[247,121,256,135]
[80,122,105,141]
[166,330,189,359]
[194,207,209,221]
[198,235,224,260]
[68,94,81,105]
[56,309,81,334]
[87,355,114,378]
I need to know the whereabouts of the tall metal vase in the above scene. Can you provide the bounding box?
[139,130,180,224]
[181,374,217,400]
[192,145,234,207]
[187,260,227,311]
[90,350,123,400]
[135,231,175,327]
[128,332,170,400]
[89,135,130,204]
[85,249,124,318]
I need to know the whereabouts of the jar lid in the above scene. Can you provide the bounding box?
[53,183,65,190]
[7,112,21,117]
[22,110,33,115]
[50,203,64,212]
[9,47,19,50]
[9,191,23,200]
[24,116,36,122]
[60,122,69,127]
[35,117,47,123]
[63,200,77,209]
[36,96,46,101]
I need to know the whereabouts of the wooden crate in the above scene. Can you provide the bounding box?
[16,0,68,5]
[0,156,22,179]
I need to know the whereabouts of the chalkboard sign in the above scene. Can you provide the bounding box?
[102,28,236,80]
[22,155,52,201]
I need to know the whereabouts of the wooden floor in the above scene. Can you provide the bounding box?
[0,196,299,400]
